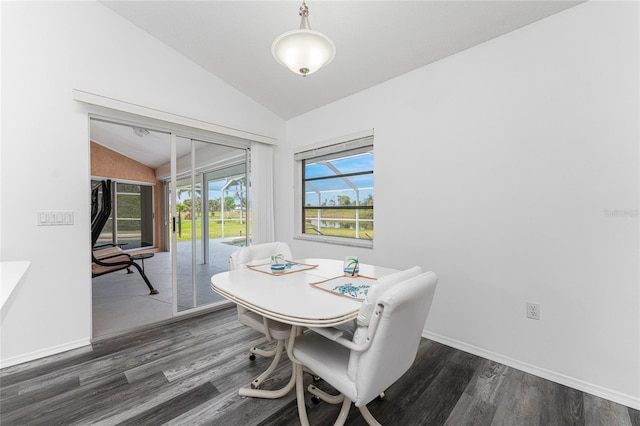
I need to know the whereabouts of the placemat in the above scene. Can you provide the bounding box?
[310,275,378,300]
[247,261,318,275]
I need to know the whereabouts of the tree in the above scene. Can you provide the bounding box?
[194,197,202,218]
[337,195,351,206]
[224,196,235,217]
[234,178,246,224]
[209,198,221,216]
[177,187,202,219]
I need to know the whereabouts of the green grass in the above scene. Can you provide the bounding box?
[102,211,372,243]
[305,223,374,240]
[175,215,249,241]
[303,208,373,239]
[311,229,374,239]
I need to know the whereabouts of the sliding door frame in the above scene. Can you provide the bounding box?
[170,136,251,315]
[89,111,253,322]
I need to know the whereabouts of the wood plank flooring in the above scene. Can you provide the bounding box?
[1,307,638,425]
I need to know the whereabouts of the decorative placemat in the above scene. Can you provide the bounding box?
[310,275,378,300]
[247,261,318,275]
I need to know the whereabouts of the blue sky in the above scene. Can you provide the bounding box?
[305,152,373,206]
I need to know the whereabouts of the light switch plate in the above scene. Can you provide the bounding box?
[38,211,74,226]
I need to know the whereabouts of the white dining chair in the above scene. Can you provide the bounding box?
[290,267,438,426]
[229,241,293,392]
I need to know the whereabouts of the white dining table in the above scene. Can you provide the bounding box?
[210,258,399,403]
[211,258,399,327]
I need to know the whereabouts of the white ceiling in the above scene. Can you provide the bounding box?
[100,0,582,120]
[91,119,173,169]
[90,119,242,169]
[93,1,582,166]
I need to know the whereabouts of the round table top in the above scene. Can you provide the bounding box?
[131,253,154,260]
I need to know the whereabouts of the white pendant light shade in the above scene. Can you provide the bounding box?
[272,1,335,77]
[272,29,335,76]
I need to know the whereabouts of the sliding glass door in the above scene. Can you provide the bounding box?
[170,136,249,313]
[205,163,249,245]
[91,115,253,337]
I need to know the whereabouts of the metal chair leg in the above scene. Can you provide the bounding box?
[334,398,352,426]
[129,261,158,294]
[250,345,279,358]
[295,363,311,426]
[358,404,382,426]
[307,384,345,405]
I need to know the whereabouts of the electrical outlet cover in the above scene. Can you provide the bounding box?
[527,302,540,320]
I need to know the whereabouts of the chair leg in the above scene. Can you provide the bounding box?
[358,404,382,426]
[301,366,319,379]
[250,344,279,358]
[250,339,284,389]
[307,384,345,405]
[295,363,311,426]
[334,398,352,426]
[129,261,158,295]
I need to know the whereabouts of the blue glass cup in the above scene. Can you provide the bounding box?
[271,253,286,274]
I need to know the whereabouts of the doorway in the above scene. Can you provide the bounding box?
[90,117,250,337]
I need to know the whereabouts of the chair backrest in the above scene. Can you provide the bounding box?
[347,266,422,377]
[351,271,438,406]
[229,241,293,270]
[356,266,423,327]
[91,182,100,223]
[91,180,112,248]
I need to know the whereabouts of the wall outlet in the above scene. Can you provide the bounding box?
[527,302,540,320]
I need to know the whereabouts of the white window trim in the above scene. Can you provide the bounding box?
[294,129,374,248]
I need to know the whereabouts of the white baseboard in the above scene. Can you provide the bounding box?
[0,338,91,369]
[422,330,640,411]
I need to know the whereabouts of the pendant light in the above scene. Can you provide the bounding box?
[271,1,336,77]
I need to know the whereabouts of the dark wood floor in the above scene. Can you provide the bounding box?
[1,307,638,425]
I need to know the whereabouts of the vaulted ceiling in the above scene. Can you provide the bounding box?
[93,1,582,166]
[101,1,582,120]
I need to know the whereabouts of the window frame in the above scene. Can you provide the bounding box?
[91,177,156,251]
[294,131,374,248]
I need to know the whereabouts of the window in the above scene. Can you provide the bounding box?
[296,134,373,246]
[116,182,154,249]
[92,179,155,250]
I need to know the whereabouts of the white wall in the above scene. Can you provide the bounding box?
[279,2,639,407]
[0,1,284,365]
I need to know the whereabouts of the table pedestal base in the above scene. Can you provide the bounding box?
[238,366,296,399]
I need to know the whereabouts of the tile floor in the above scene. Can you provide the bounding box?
[92,239,240,338]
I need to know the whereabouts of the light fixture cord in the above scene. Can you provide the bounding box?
[299,1,311,30]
